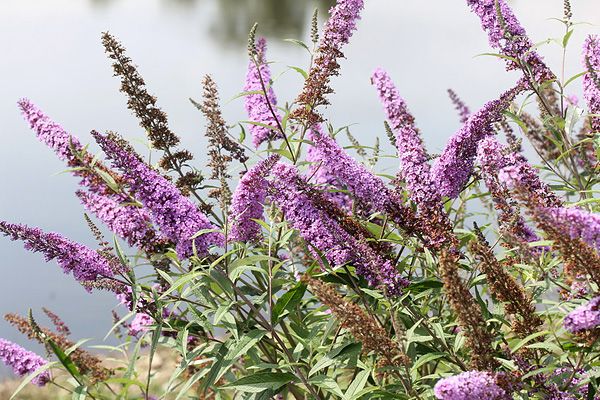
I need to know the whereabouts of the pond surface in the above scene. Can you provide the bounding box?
[0,0,598,378]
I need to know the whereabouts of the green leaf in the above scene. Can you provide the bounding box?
[197,344,228,394]
[222,372,299,393]
[526,341,563,354]
[239,123,246,143]
[288,65,308,79]
[361,288,384,300]
[411,353,446,371]
[308,342,362,376]
[283,38,311,54]
[475,52,519,64]
[46,337,82,381]
[407,279,443,293]
[72,385,88,400]
[145,321,163,396]
[202,330,267,391]
[228,90,265,102]
[214,302,234,325]
[344,369,370,400]
[511,330,549,353]
[564,70,586,87]
[272,283,306,324]
[95,168,120,192]
[309,375,344,398]
[227,330,267,363]
[563,29,574,48]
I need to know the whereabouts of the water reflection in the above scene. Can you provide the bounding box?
[88,0,118,7]
[213,0,335,42]
[89,0,335,43]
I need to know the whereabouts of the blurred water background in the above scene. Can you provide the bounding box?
[0,0,599,379]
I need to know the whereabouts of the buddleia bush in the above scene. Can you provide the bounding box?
[2,0,600,399]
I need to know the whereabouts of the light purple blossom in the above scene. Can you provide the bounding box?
[544,368,600,400]
[77,190,157,250]
[228,154,280,242]
[583,35,600,132]
[431,81,524,199]
[244,37,282,147]
[18,100,160,249]
[371,68,437,206]
[541,206,600,252]
[0,339,50,386]
[305,125,353,210]
[322,0,365,51]
[448,89,471,124]
[465,0,554,83]
[129,313,153,337]
[497,156,562,209]
[566,95,579,107]
[305,126,413,229]
[18,98,83,162]
[564,296,600,333]
[270,163,353,266]
[0,221,113,287]
[476,136,539,242]
[92,132,222,258]
[18,99,106,194]
[269,163,407,295]
[434,371,508,400]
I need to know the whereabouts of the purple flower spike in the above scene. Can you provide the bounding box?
[0,339,50,386]
[448,89,471,124]
[431,82,524,199]
[270,163,353,266]
[305,125,353,210]
[228,154,280,242]
[0,221,113,286]
[466,0,554,83]
[77,190,157,250]
[541,206,600,252]
[434,371,509,400]
[305,127,414,230]
[371,68,437,206]
[92,132,222,258]
[564,296,600,333]
[244,37,282,147]
[497,151,562,209]
[322,0,365,50]
[583,35,600,132]
[476,136,540,243]
[18,100,162,251]
[128,313,153,337]
[269,163,408,295]
[18,98,83,162]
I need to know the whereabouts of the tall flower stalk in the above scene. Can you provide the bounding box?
[0,222,114,286]
[244,38,283,147]
[583,35,600,133]
[92,132,222,258]
[269,163,408,295]
[0,339,50,387]
[371,68,455,248]
[431,81,525,199]
[294,0,365,125]
[305,126,417,232]
[18,99,160,251]
[466,0,555,83]
[228,155,280,243]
